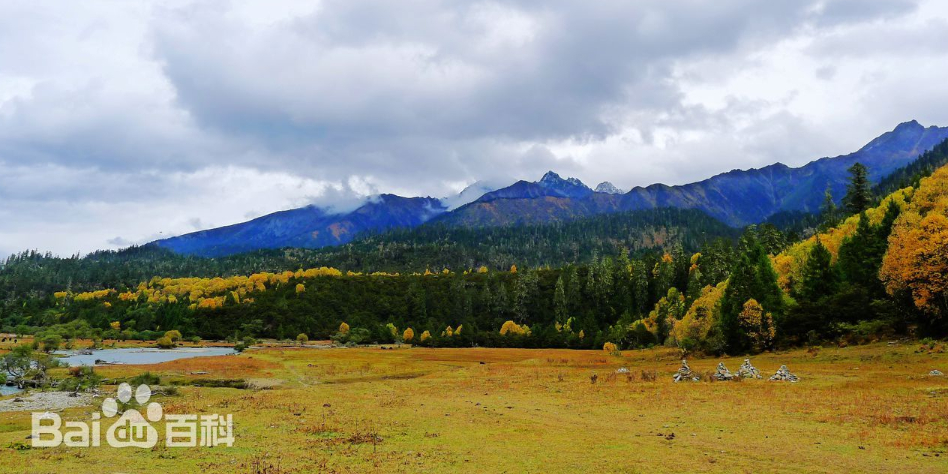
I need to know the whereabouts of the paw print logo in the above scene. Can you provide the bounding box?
[103,383,162,448]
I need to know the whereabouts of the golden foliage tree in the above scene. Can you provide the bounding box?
[500,320,530,336]
[403,328,414,342]
[339,322,350,334]
[881,209,948,317]
[773,188,911,293]
[670,281,726,345]
[738,299,775,352]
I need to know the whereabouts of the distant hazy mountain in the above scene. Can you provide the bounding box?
[155,195,445,257]
[440,120,948,227]
[155,120,948,256]
[595,182,625,194]
[475,171,594,202]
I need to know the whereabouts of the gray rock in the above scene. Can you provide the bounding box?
[930,369,944,376]
[736,359,762,379]
[769,365,799,382]
[712,362,735,381]
[673,359,699,382]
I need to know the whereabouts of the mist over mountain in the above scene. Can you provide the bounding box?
[154,121,948,257]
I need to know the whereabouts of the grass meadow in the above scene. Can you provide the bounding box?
[1,342,947,473]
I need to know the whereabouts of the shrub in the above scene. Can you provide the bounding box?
[41,334,62,353]
[297,333,309,346]
[156,336,175,349]
[129,372,161,386]
[164,330,182,342]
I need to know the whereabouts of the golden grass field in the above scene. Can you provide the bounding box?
[1,341,947,473]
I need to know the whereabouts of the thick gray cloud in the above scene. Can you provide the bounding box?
[1,0,948,257]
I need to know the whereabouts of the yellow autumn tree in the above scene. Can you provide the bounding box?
[339,322,350,334]
[295,283,306,294]
[500,320,530,336]
[603,342,618,354]
[477,266,488,273]
[738,299,775,352]
[403,328,414,342]
[773,187,912,293]
[877,165,948,318]
[881,212,948,317]
[509,264,517,273]
[670,281,726,345]
[110,321,121,331]
[420,330,431,342]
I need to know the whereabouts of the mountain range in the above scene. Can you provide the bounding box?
[155,120,948,257]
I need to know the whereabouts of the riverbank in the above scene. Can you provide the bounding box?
[0,391,94,412]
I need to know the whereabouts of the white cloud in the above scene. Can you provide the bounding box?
[1,0,947,257]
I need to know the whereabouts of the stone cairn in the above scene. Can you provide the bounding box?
[736,358,762,379]
[712,362,735,381]
[769,365,799,382]
[673,359,700,382]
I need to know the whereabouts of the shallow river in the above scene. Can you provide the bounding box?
[3,346,237,396]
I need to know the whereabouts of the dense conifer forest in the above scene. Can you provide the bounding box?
[2,160,947,355]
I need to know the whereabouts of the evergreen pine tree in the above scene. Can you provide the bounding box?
[820,186,839,229]
[837,204,900,296]
[843,162,872,215]
[719,229,785,352]
[553,275,568,323]
[799,239,839,301]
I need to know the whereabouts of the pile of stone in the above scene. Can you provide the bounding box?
[769,365,799,382]
[712,362,735,381]
[736,359,762,379]
[673,359,700,382]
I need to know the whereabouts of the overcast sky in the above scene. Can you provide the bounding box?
[2,0,948,258]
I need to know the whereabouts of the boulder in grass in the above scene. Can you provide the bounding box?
[930,369,944,377]
[769,365,799,382]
